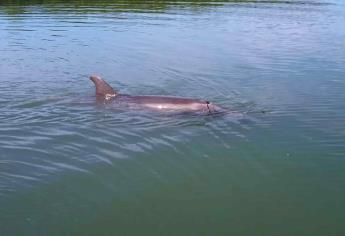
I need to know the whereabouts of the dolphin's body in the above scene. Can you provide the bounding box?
[90,75,224,114]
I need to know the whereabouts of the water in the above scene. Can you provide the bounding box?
[1,0,345,235]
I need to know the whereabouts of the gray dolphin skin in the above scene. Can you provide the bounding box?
[90,75,224,114]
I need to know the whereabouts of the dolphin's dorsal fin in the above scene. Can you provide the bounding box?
[90,75,116,97]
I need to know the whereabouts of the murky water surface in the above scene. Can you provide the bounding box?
[1,0,345,235]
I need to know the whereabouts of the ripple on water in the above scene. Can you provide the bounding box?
[0,0,344,204]
[0,92,252,195]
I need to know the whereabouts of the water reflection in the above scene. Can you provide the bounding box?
[0,0,333,16]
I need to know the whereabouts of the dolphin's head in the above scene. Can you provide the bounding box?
[205,101,228,114]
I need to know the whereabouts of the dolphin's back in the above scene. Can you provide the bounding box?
[117,95,211,112]
[124,95,203,105]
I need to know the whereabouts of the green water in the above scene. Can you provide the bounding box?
[0,0,345,235]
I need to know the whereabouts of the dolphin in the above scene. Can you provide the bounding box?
[90,75,224,114]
